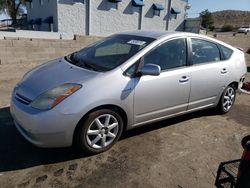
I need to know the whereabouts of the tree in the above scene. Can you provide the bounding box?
[221,24,234,32]
[0,0,27,25]
[200,9,214,30]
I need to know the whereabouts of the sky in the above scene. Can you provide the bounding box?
[0,12,10,20]
[0,5,26,20]
[187,0,250,18]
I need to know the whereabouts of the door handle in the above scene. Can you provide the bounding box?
[221,68,228,74]
[179,76,190,83]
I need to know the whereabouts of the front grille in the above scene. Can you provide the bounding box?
[15,92,32,105]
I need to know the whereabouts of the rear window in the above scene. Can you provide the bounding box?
[220,45,233,60]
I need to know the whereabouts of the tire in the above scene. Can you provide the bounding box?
[241,135,250,149]
[217,85,236,114]
[75,109,123,154]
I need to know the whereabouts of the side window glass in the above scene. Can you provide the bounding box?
[191,38,221,65]
[143,38,187,71]
[220,45,233,60]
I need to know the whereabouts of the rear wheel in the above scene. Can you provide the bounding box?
[217,85,236,114]
[75,109,123,154]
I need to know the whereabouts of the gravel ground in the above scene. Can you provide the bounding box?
[0,34,249,188]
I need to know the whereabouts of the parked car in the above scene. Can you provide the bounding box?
[10,31,247,154]
[238,26,250,33]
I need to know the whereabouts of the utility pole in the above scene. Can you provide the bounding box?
[166,0,172,30]
[86,0,91,35]
[5,0,9,28]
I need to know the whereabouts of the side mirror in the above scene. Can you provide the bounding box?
[140,64,161,76]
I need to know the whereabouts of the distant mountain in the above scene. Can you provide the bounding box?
[212,10,250,29]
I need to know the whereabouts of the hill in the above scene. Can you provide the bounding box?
[212,10,250,29]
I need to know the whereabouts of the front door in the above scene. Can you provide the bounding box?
[133,38,191,125]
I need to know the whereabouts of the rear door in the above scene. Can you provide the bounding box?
[188,38,230,110]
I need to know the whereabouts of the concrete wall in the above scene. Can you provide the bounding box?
[0,36,102,65]
[91,0,140,36]
[0,36,102,107]
[142,0,169,31]
[26,0,187,37]
[58,0,187,36]
[168,0,187,31]
[26,0,58,32]
[57,0,86,36]
[0,30,71,40]
[184,18,202,34]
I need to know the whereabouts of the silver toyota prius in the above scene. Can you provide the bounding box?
[10,31,247,154]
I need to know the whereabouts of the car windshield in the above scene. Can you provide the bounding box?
[65,34,155,72]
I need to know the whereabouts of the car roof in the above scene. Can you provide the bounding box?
[117,30,239,71]
[118,30,237,50]
[118,30,199,39]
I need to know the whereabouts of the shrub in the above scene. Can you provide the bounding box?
[246,47,250,54]
[209,25,215,31]
[221,24,234,32]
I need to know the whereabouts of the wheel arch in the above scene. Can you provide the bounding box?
[229,81,239,90]
[73,104,128,145]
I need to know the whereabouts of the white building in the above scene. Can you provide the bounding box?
[26,0,189,36]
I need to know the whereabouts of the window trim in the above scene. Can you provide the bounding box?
[123,37,189,77]
[142,37,189,73]
[123,60,141,78]
[189,37,223,66]
[218,44,234,61]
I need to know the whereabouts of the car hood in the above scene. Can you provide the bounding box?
[16,58,99,101]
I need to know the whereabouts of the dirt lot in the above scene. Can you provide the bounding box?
[0,33,250,188]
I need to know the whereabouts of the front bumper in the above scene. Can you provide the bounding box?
[10,92,81,148]
[13,119,67,147]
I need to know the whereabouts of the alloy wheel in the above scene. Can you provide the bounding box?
[86,114,119,149]
[223,87,235,112]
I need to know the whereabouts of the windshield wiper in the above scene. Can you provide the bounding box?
[65,53,77,64]
[66,53,106,72]
[82,61,99,71]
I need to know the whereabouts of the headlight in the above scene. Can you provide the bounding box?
[30,83,82,110]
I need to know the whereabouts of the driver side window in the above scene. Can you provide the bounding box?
[143,38,187,71]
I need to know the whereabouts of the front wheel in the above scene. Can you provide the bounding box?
[75,109,124,154]
[217,85,236,114]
